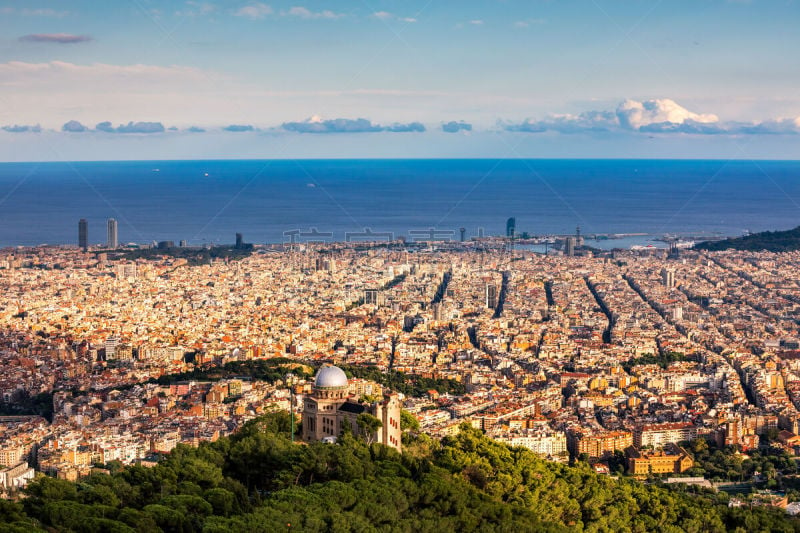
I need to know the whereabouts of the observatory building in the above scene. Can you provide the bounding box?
[302,365,402,451]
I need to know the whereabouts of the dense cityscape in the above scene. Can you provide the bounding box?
[3,218,800,530]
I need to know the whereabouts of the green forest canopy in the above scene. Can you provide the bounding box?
[695,226,800,252]
[3,412,799,532]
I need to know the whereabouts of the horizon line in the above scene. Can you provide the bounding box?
[2,156,800,164]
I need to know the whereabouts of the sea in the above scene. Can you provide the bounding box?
[0,159,799,249]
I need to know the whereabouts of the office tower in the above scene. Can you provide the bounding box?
[486,283,498,308]
[459,227,466,242]
[576,225,584,247]
[506,217,516,238]
[235,233,243,248]
[78,219,88,252]
[565,236,576,257]
[478,228,485,239]
[661,268,675,289]
[179,240,187,247]
[107,218,118,249]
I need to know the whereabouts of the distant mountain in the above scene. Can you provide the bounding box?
[695,226,800,252]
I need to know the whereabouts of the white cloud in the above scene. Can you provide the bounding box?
[234,3,272,19]
[286,6,343,19]
[504,98,800,136]
[505,110,618,134]
[616,98,718,130]
[469,19,483,25]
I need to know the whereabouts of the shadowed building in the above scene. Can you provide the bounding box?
[78,219,88,252]
[565,236,576,257]
[506,217,515,238]
[107,218,118,249]
[302,365,402,451]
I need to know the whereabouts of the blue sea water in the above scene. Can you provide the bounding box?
[0,159,798,248]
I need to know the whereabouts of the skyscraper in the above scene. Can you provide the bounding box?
[565,237,576,257]
[506,217,516,238]
[78,219,88,252]
[107,218,118,249]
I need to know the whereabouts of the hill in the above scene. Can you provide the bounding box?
[2,412,798,532]
[695,226,800,252]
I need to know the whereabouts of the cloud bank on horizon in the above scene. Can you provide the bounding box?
[503,99,800,136]
[7,99,798,138]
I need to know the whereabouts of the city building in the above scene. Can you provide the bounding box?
[661,268,675,289]
[302,365,402,451]
[486,283,498,309]
[115,263,137,279]
[634,422,697,449]
[565,237,576,257]
[506,217,515,238]
[626,444,694,477]
[0,462,34,492]
[107,218,118,249]
[78,219,88,252]
[570,430,633,459]
[364,289,382,306]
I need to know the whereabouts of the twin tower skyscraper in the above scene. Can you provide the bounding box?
[78,218,118,251]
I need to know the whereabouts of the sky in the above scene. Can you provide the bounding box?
[0,0,799,160]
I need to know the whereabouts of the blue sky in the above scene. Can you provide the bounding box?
[1,0,799,160]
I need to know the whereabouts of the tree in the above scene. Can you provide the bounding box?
[400,410,420,432]
[356,413,383,445]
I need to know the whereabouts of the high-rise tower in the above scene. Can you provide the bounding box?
[506,217,516,238]
[565,236,576,257]
[107,218,118,249]
[78,219,88,252]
